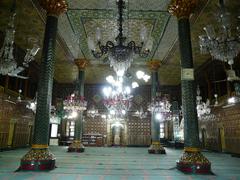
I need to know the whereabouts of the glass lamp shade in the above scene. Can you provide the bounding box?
[96,27,101,41]
[87,36,96,51]
[136,70,144,79]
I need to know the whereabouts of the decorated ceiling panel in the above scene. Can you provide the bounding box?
[58,14,80,58]
[67,0,171,11]
[66,8,170,63]
[129,0,170,11]
[67,0,116,10]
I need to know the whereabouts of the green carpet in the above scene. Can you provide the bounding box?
[0,146,240,179]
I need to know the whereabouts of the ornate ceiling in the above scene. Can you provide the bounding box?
[0,0,239,85]
[59,0,177,84]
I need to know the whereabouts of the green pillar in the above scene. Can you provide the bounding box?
[19,0,67,171]
[151,68,159,142]
[68,59,88,153]
[169,0,211,174]
[147,60,165,154]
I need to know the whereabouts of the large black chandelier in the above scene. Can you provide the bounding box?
[87,0,153,76]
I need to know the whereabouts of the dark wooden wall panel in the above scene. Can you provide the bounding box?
[83,117,107,135]
[127,117,151,146]
[199,104,240,154]
[0,88,34,149]
[12,122,31,147]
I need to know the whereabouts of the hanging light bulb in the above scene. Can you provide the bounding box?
[106,75,115,84]
[214,94,219,106]
[132,81,139,89]
[143,74,150,82]
[136,70,145,79]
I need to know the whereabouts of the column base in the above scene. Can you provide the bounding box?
[19,148,55,171]
[177,147,211,174]
[148,141,166,154]
[68,140,85,153]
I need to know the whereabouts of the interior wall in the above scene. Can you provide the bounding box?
[56,84,180,146]
[199,104,240,154]
[0,87,34,150]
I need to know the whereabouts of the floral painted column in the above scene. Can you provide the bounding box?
[19,0,67,171]
[68,59,88,152]
[147,60,166,154]
[168,0,211,174]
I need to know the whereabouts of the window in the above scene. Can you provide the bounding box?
[50,124,58,138]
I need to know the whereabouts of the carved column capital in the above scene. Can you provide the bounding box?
[40,0,68,16]
[147,60,161,72]
[74,59,89,70]
[168,0,197,19]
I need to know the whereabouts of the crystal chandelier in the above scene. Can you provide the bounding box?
[148,93,171,121]
[102,75,132,117]
[0,13,17,75]
[199,1,240,65]
[196,86,211,118]
[63,93,87,112]
[0,11,40,75]
[87,0,153,76]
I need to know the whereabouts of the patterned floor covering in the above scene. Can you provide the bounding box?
[0,146,240,180]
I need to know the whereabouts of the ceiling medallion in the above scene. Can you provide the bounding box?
[87,0,153,76]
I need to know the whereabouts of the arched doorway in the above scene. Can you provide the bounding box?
[111,122,124,146]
